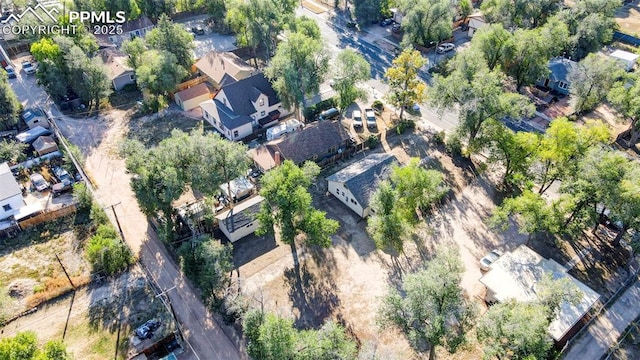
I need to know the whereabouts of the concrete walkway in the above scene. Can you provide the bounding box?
[563,277,640,360]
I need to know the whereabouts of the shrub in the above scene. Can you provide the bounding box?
[73,182,92,210]
[365,135,379,149]
[86,234,132,275]
[433,130,446,145]
[90,202,109,225]
[396,119,415,134]
[372,100,384,112]
[445,133,463,156]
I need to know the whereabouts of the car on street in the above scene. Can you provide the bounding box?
[380,18,393,27]
[4,65,16,78]
[352,110,362,128]
[21,60,36,75]
[480,249,503,271]
[191,25,205,35]
[365,108,376,128]
[135,319,161,340]
[436,43,455,54]
[30,173,49,192]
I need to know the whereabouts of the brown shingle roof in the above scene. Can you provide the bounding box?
[175,83,210,101]
[266,121,350,165]
[195,51,255,86]
[99,48,133,80]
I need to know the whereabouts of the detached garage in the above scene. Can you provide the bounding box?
[32,135,58,156]
[174,83,211,111]
[215,196,264,242]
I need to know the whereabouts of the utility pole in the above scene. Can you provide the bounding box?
[106,202,125,241]
[55,253,75,289]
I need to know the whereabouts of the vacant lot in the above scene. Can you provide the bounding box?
[616,1,640,36]
[128,111,204,147]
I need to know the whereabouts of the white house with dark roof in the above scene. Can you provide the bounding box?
[99,47,135,91]
[0,162,25,221]
[199,73,286,141]
[326,153,397,218]
[215,196,264,242]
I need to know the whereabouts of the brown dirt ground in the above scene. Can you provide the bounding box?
[616,1,640,36]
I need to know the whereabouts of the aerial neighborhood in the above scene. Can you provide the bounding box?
[1,0,640,359]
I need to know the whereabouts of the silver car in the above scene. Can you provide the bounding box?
[480,249,503,271]
[30,173,49,191]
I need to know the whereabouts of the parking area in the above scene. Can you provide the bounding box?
[174,15,238,59]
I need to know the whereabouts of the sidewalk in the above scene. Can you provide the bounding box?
[563,277,640,360]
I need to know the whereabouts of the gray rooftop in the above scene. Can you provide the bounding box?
[548,57,578,83]
[326,153,397,208]
[0,162,21,201]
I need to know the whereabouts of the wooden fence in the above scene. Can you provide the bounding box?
[18,204,77,230]
[175,75,208,92]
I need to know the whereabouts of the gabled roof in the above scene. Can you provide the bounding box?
[195,51,254,85]
[219,73,279,116]
[200,99,253,130]
[175,83,210,102]
[215,195,264,234]
[266,121,350,165]
[32,135,57,153]
[16,126,52,143]
[547,57,577,84]
[98,47,133,80]
[326,153,397,207]
[121,15,154,33]
[0,162,21,201]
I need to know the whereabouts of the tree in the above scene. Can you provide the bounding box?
[481,119,540,187]
[469,23,512,71]
[0,72,20,130]
[136,50,189,97]
[178,236,233,304]
[429,50,534,147]
[399,0,452,48]
[390,158,448,223]
[297,321,358,359]
[353,0,384,26]
[502,28,553,90]
[536,273,582,321]
[367,181,410,252]
[145,14,195,71]
[490,189,553,238]
[266,31,329,118]
[333,49,371,112]
[0,332,70,360]
[477,300,552,360]
[30,38,61,63]
[86,225,133,275]
[80,58,112,111]
[0,140,27,164]
[560,0,621,60]
[608,72,640,146]
[121,37,147,69]
[481,0,562,29]
[379,247,476,359]
[385,47,427,121]
[286,16,321,40]
[569,54,621,114]
[257,160,338,248]
[608,164,640,244]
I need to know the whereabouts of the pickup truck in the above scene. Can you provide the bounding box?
[352,110,362,128]
[365,108,376,128]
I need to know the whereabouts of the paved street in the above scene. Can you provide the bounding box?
[9,56,244,360]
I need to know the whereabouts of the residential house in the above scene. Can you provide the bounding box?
[466,13,487,37]
[480,245,600,347]
[215,195,264,242]
[608,50,639,72]
[194,51,255,88]
[174,83,210,111]
[99,47,136,91]
[536,58,578,95]
[0,162,24,221]
[22,108,49,129]
[107,15,154,46]
[326,153,397,218]
[199,73,285,141]
[250,120,351,172]
[32,135,58,156]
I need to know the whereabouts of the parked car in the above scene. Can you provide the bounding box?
[53,166,72,183]
[135,319,161,340]
[21,60,36,75]
[318,107,340,121]
[379,18,394,27]
[30,173,49,192]
[191,25,205,35]
[365,108,376,128]
[480,249,503,271]
[52,180,73,197]
[436,43,455,54]
[352,110,363,128]
[4,65,16,79]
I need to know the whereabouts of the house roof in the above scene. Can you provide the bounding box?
[215,195,264,234]
[326,153,397,207]
[480,245,601,341]
[195,51,254,85]
[176,83,210,102]
[219,73,279,116]
[200,99,253,130]
[16,126,52,143]
[121,15,154,33]
[99,47,133,80]
[547,57,577,84]
[32,135,57,153]
[0,162,21,201]
[265,121,350,165]
[610,50,639,62]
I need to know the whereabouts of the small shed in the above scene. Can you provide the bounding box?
[466,13,486,37]
[174,83,210,111]
[215,195,264,242]
[220,176,255,202]
[609,50,639,71]
[32,135,58,156]
[16,126,52,144]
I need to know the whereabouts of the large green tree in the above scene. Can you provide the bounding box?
[367,180,410,252]
[145,14,195,71]
[0,332,70,360]
[121,37,148,70]
[0,140,27,164]
[266,31,329,118]
[0,72,20,131]
[398,0,452,48]
[608,72,640,147]
[332,49,371,112]
[136,50,189,97]
[568,54,621,114]
[469,23,512,71]
[481,0,562,29]
[385,47,427,121]
[379,247,476,360]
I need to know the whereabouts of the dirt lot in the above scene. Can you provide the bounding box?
[611,315,640,360]
[616,0,640,36]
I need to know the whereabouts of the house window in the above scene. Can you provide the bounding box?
[351,199,357,205]
[558,81,569,90]
[2,204,11,211]
[345,197,349,202]
[135,30,141,36]
[259,98,264,106]
[328,146,337,154]
[261,110,266,116]
[234,130,239,138]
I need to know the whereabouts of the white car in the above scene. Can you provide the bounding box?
[21,60,36,75]
[480,249,503,271]
[30,173,49,192]
[352,110,363,128]
[365,108,376,128]
[436,43,455,54]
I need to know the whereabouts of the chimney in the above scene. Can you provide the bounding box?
[274,151,281,166]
